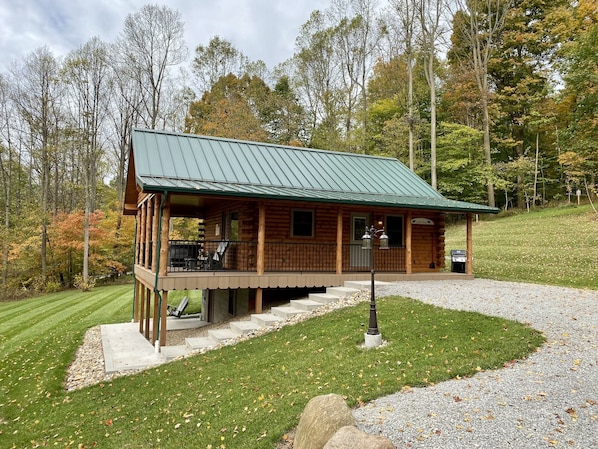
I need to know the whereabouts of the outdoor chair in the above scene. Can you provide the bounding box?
[208,240,229,270]
[166,296,189,318]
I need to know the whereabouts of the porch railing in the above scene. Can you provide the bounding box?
[166,240,406,273]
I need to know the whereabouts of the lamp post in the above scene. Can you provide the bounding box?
[361,225,389,348]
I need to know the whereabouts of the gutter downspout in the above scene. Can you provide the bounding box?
[153,192,168,348]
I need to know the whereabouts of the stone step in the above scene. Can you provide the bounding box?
[160,345,190,361]
[251,313,283,327]
[186,336,219,350]
[207,328,238,343]
[309,292,341,304]
[271,305,309,319]
[230,320,261,335]
[289,299,323,312]
[327,286,360,297]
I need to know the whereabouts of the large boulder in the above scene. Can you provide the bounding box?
[294,394,356,449]
[323,425,395,449]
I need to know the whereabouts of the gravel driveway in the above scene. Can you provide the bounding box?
[354,279,598,448]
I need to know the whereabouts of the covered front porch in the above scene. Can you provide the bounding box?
[130,191,477,348]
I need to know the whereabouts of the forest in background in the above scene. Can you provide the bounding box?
[1,0,597,298]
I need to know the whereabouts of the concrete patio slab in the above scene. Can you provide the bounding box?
[101,322,163,374]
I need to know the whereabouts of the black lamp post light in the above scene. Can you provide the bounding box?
[361,225,389,348]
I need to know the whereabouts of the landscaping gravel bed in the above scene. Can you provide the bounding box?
[353,279,598,449]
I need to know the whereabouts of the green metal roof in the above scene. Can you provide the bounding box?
[128,128,499,214]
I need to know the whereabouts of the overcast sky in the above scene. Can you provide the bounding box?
[0,0,331,73]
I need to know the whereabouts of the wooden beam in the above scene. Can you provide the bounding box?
[255,288,263,314]
[466,213,473,275]
[257,202,266,275]
[144,286,151,339]
[133,280,140,323]
[151,194,160,272]
[336,207,343,274]
[135,209,142,265]
[138,281,145,331]
[159,291,168,347]
[159,195,171,276]
[157,195,171,346]
[406,211,413,274]
[152,291,159,345]
[145,198,153,269]
[139,204,146,265]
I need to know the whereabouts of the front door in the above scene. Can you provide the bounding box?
[350,214,370,268]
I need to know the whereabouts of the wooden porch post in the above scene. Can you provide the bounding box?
[336,208,343,274]
[159,195,171,347]
[134,279,140,322]
[144,286,151,339]
[152,291,159,345]
[406,211,413,274]
[256,202,266,313]
[151,194,160,272]
[135,208,142,265]
[145,198,153,269]
[466,213,473,275]
[138,283,145,332]
[139,203,146,266]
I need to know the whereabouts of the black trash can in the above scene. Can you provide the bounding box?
[450,249,467,273]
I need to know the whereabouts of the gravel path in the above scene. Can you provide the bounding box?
[354,279,598,449]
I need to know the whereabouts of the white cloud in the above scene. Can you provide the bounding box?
[0,0,330,72]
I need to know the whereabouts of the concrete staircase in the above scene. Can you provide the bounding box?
[160,284,362,361]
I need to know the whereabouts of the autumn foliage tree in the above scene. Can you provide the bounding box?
[2,1,598,297]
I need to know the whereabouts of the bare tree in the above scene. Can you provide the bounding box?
[63,37,111,285]
[451,0,509,207]
[418,0,449,190]
[11,47,64,280]
[106,44,144,222]
[329,0,383,152]
[0,74,13,289]
[293,10,342,149]
[115,4,187,129]
[388,0,420,170]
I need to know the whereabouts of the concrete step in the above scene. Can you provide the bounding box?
[186,337,219,350]
[208,328,238,343]
[160,345,190,361]
[251,313,283,327]
[344,280,391,291]
[230,320,261,335]
[289,299,323,312]
[309,292,341,304]
[271,305,309,319]
[327,286,360,297]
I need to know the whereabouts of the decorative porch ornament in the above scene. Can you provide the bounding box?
[361,226,389,349]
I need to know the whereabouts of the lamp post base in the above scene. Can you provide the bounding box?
[364,332,382,349]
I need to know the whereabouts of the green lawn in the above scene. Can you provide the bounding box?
[446,204,598,289]
[0,285,543,448]
[5,205,594,448]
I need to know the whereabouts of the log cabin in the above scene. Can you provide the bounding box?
[123,128,499,346]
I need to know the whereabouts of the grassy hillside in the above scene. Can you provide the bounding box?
[4,205,594,447]
[0,288,543,448]
[446,204,598,289]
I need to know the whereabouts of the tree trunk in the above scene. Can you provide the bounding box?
[408,53,415,171]
[481,92,495,207]
[427,55,437,190]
